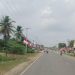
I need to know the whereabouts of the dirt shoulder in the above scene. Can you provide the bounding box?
[4,52,43,75]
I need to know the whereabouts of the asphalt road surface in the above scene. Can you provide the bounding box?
[21,50,75,75]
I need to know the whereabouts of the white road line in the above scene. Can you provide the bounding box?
[20,53,43,75]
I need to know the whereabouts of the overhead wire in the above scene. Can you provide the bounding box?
[0,0,14,17]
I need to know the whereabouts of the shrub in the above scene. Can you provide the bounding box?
[11,44,26,54]
[0,39,35,54]
[7,40,26,54]
[27,46,35,53]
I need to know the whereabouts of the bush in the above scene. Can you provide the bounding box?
[0,39,35,54]
[7,40,26,54]
[27,46,35,53]
[11,44,26,54]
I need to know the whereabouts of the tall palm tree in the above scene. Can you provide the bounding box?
[0,16,15,56]
[0,16,15,40]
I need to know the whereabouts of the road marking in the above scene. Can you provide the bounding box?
[20,53,43,75]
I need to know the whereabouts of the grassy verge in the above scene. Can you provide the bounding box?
[0,53,38,75]
[66,53,75,57]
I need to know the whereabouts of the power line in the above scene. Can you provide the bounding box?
[4,0,19,19]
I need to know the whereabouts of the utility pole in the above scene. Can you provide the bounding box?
[25,28,30,53]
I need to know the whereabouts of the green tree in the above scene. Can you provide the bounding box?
[68,40,74,48]
[0,16,15,40]
[15,26,24,42]
[0,16,15,56]
[17,26,22,33]
[58,43,66,49]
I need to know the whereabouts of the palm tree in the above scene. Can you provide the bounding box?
[0,16,15,40]
[16,26,24,42]
[17,26,22,33]
[0,16,15,56]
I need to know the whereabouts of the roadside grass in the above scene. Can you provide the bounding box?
[0,52,38,74]
[66,52,75,57]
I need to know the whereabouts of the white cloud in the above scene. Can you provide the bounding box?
[0,0,75,46]
[65,0,70,3]
[41,7,52,16]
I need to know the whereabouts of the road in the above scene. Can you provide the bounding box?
[20,50,75,75]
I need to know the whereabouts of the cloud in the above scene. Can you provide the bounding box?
[41,7,52,17]
[0,0,75,46]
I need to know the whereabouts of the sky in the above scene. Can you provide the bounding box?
[0,0,75,47]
